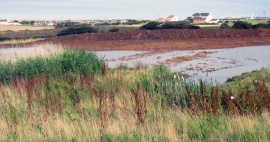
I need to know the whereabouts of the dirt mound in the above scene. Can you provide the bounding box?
[2,29,270,50]
[52,29,270,41]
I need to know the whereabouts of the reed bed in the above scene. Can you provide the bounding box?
[0,38,45,45]
[0,48,270,141]
[0,43,63,62]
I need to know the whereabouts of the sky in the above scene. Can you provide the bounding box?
[0,0,269,20]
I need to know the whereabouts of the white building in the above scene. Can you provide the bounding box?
[247,12,255,20]
[208,19,220,24]
[166,15,179,22]
[0,19,9,25]
[192,12,213,23]
[7,22,21,25]
[0,18,21,25]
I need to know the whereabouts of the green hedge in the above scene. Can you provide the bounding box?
[57,26,98,36]
[140,22,200,30]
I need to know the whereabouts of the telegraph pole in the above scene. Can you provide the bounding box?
[263,11,266,18]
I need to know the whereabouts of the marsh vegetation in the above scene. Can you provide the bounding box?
[0,44,270,141]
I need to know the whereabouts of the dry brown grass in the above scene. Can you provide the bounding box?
[0,38,45,45]
[0,25,54,32]
[0,43,64,62]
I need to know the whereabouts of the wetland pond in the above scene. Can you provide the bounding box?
[0,45,269,84]
[95,45,270,84]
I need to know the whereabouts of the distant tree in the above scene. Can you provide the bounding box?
[140,21,161,30]
[232,21,252,29]
[109,28,120,32]
[30,20,35,25]
[99,22,110,26]
[220,23,230,29]
[13,20,18,22]
[20,20,30,25]
[57,26,98,36]
[252,23,270,29]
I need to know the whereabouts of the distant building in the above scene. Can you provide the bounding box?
[208,19,220,24]
[247,12,255,20]
[0,18,21,25]
[166,15,179,21]
[192,17,206,24]
[47,21,57,26]
[7,22,21,25]
[0,19,9,25]
[187,12,213,24]
[157,18,166,22]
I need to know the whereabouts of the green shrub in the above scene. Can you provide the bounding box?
[57,26,98,36]
[187,24,201,29]
[0,37,12,41]
[161,23,200,29]
[232,21,252,29]
[252,23,270,29]
[109,28,120,32]
[140,22,161,30]
[220,23,230,29]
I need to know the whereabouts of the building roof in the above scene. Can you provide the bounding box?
[192,13,210,17]
[167,15,176,19]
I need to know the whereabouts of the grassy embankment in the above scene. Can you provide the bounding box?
[222,67,270,93]
[0,45,270,141]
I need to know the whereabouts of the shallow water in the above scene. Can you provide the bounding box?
[1,45,269,84]
[95,46,270,84]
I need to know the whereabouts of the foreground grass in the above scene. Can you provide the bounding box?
[0,49,270,141]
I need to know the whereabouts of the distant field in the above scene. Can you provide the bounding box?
[197,24,220,29]
[0,25,54,32]
[220,19,269,25]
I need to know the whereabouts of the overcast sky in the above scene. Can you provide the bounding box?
[0,0,269,20]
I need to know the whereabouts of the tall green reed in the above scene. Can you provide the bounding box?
[0,50,104,84]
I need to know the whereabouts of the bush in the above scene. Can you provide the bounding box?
[0,37,11,41]
[162,23,200,29]
[232,21,252,29]
[252,23,270,29]
[141,22,200,30]
[219,23,230,29]
[57,26,98,36]
[187,24,201,29]
[140,22,161,30]
[109,28,120,32]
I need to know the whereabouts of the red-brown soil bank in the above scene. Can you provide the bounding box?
[2,29,270,50]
